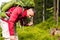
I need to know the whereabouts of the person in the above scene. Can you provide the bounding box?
[0,6,34,40]
[8,6,34,40]
[0,0,34,40]
[0,7,34,40]
[6,6,34,26]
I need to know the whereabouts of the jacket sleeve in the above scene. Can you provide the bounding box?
[8,7,22,36]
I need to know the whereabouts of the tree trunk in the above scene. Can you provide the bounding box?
[43,0,46,22]
[54,0,57,21]
[54,0,59,27]
[56,0,59,27]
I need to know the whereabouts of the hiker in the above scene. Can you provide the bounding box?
[7,6,34,40]
[0,6,34,40]
[6,6,34,26]
[0,0,35,40]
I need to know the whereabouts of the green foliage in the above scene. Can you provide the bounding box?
[34,0,54,24]
[0,28,4,40]
[1,2,7,9]
[16,26,59,40]
[16,0,35,7]
[11,0,35,7]
[45,7,53,20]
[15,1,25,7]
[2,1,14,12]
[0,12,7,18]
[35,17,60,30]
[17,27,53,40]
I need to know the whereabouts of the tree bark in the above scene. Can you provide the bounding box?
[56,0,59,27]
[54,0,57,21]
[54,0,59,27]
[43,0,46,22]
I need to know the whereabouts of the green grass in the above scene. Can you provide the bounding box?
[0,27,59,40]
[16,26,59,40]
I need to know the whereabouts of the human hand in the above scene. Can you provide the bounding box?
[27,22,33,26]
[10,36,16,40]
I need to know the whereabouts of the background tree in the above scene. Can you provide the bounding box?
[53,0,57,22]
[56,0,59,27]
[43,0,46,22]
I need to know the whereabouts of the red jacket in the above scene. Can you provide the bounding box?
[8,6,27,36]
